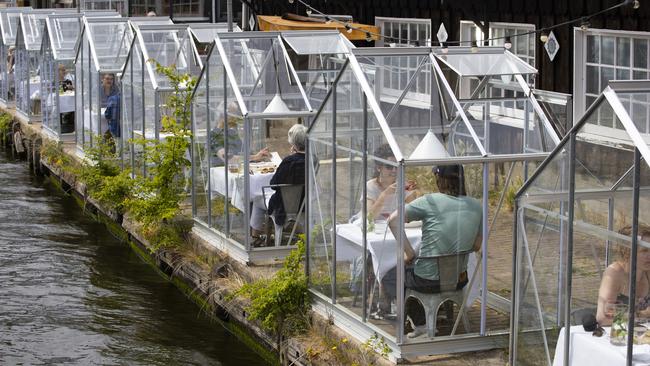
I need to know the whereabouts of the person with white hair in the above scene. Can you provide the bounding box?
[249,123,307,245]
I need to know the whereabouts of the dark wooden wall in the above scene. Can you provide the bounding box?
[258,0,650,94]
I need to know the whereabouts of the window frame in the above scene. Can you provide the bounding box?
[574,27,650,131]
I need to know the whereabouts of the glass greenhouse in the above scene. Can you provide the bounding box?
[511,80,650,365]
[121,23,203,176]
[14,8,76,121]
[190,31,348,264]
[306,46,560,360]
[40,12,119,140]
[0,7,31,108]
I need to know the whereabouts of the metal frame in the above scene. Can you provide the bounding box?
[191,30,357,264]
[306,45,561,359]
[510,80,650,365]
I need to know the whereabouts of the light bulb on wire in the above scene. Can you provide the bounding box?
[580,18,590,30]
[504,36,512,50]
[345,24,353,33]
[540,32,548,43]
[288,0,294,3]
[306,8,312,15]
[471,40,479,53]
[633,0,640,9]
[441,42,449,54]
[365,32,373,42]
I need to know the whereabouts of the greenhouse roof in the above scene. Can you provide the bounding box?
[308,46,559,164]
[0,7,30,46]
[433,46,537,77]
[17,8,76,51]
[75,17,134,72]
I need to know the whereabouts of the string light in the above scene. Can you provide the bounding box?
[306,8,312,15]
[471,40,479,53]
[288,0,637,48]
[540,32,548,43]
[504,36,512,50]
[441,43,449,54]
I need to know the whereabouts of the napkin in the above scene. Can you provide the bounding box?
[270,151,282,165]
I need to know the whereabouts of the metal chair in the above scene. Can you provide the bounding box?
[262,183,305,247]
[405,249,474,338]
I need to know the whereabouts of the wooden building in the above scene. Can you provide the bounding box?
[254,0,650,123]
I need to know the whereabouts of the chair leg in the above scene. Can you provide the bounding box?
[427,304,436,338]
[461,308,470,333]
[274,223,283,247]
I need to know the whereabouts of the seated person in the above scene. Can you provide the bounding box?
[249,124,307,243]
[383,164,482,337]
[597,225,650,326]
[210,107,270,166]
[364,144,418,221]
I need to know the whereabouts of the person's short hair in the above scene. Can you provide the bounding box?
[433,164,463,177]
[433,164,466,196]
[288,124,307,151]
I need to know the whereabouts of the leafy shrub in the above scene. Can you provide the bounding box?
[236,236,310,340]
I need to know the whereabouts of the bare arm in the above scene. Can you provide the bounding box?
[596,265,624,326]
[388,210,416,263]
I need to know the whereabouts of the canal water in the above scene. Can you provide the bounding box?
[0,150,267,365]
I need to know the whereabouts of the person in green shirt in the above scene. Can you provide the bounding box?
[383,164,482,338]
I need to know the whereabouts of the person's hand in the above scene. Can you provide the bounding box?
[405,180,417,191]
[253,147,270,161]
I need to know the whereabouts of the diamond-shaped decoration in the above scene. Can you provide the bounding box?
[544,30,559,62]
[249,16,256,31]
[437,23,448,44]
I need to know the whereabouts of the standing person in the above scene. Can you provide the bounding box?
[596,225,650,326]
[99,73,120,147]
[383,164,482,338]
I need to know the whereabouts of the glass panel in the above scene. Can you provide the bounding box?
[616,37,630,67]
[282,33,348,55]
[634,38,648,69]
[87,20,133,71]
[514,144,571,365]
[309,83,335,299]
[587,35,599,63]
[601,36,616,65]
[434,51,537,77]
[586,66,599,94]
[218,35,310,114]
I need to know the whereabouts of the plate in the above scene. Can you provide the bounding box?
[405,220,422,228]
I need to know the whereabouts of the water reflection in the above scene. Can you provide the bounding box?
[0,151,267,365]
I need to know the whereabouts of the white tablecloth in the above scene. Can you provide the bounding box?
[44,92,75,113]
[209,166,274,211]
[336,223,422,281]
[553,326,650,366]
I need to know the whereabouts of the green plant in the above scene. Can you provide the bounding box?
[125,61,196,250]
[236,235,310,343]
[76,133,128,211]
[41,140,77,173]
[0,112,11,137]
[505,176,524,212]
[362,333,391,359]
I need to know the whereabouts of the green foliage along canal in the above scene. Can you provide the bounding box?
[0,150,267,365]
